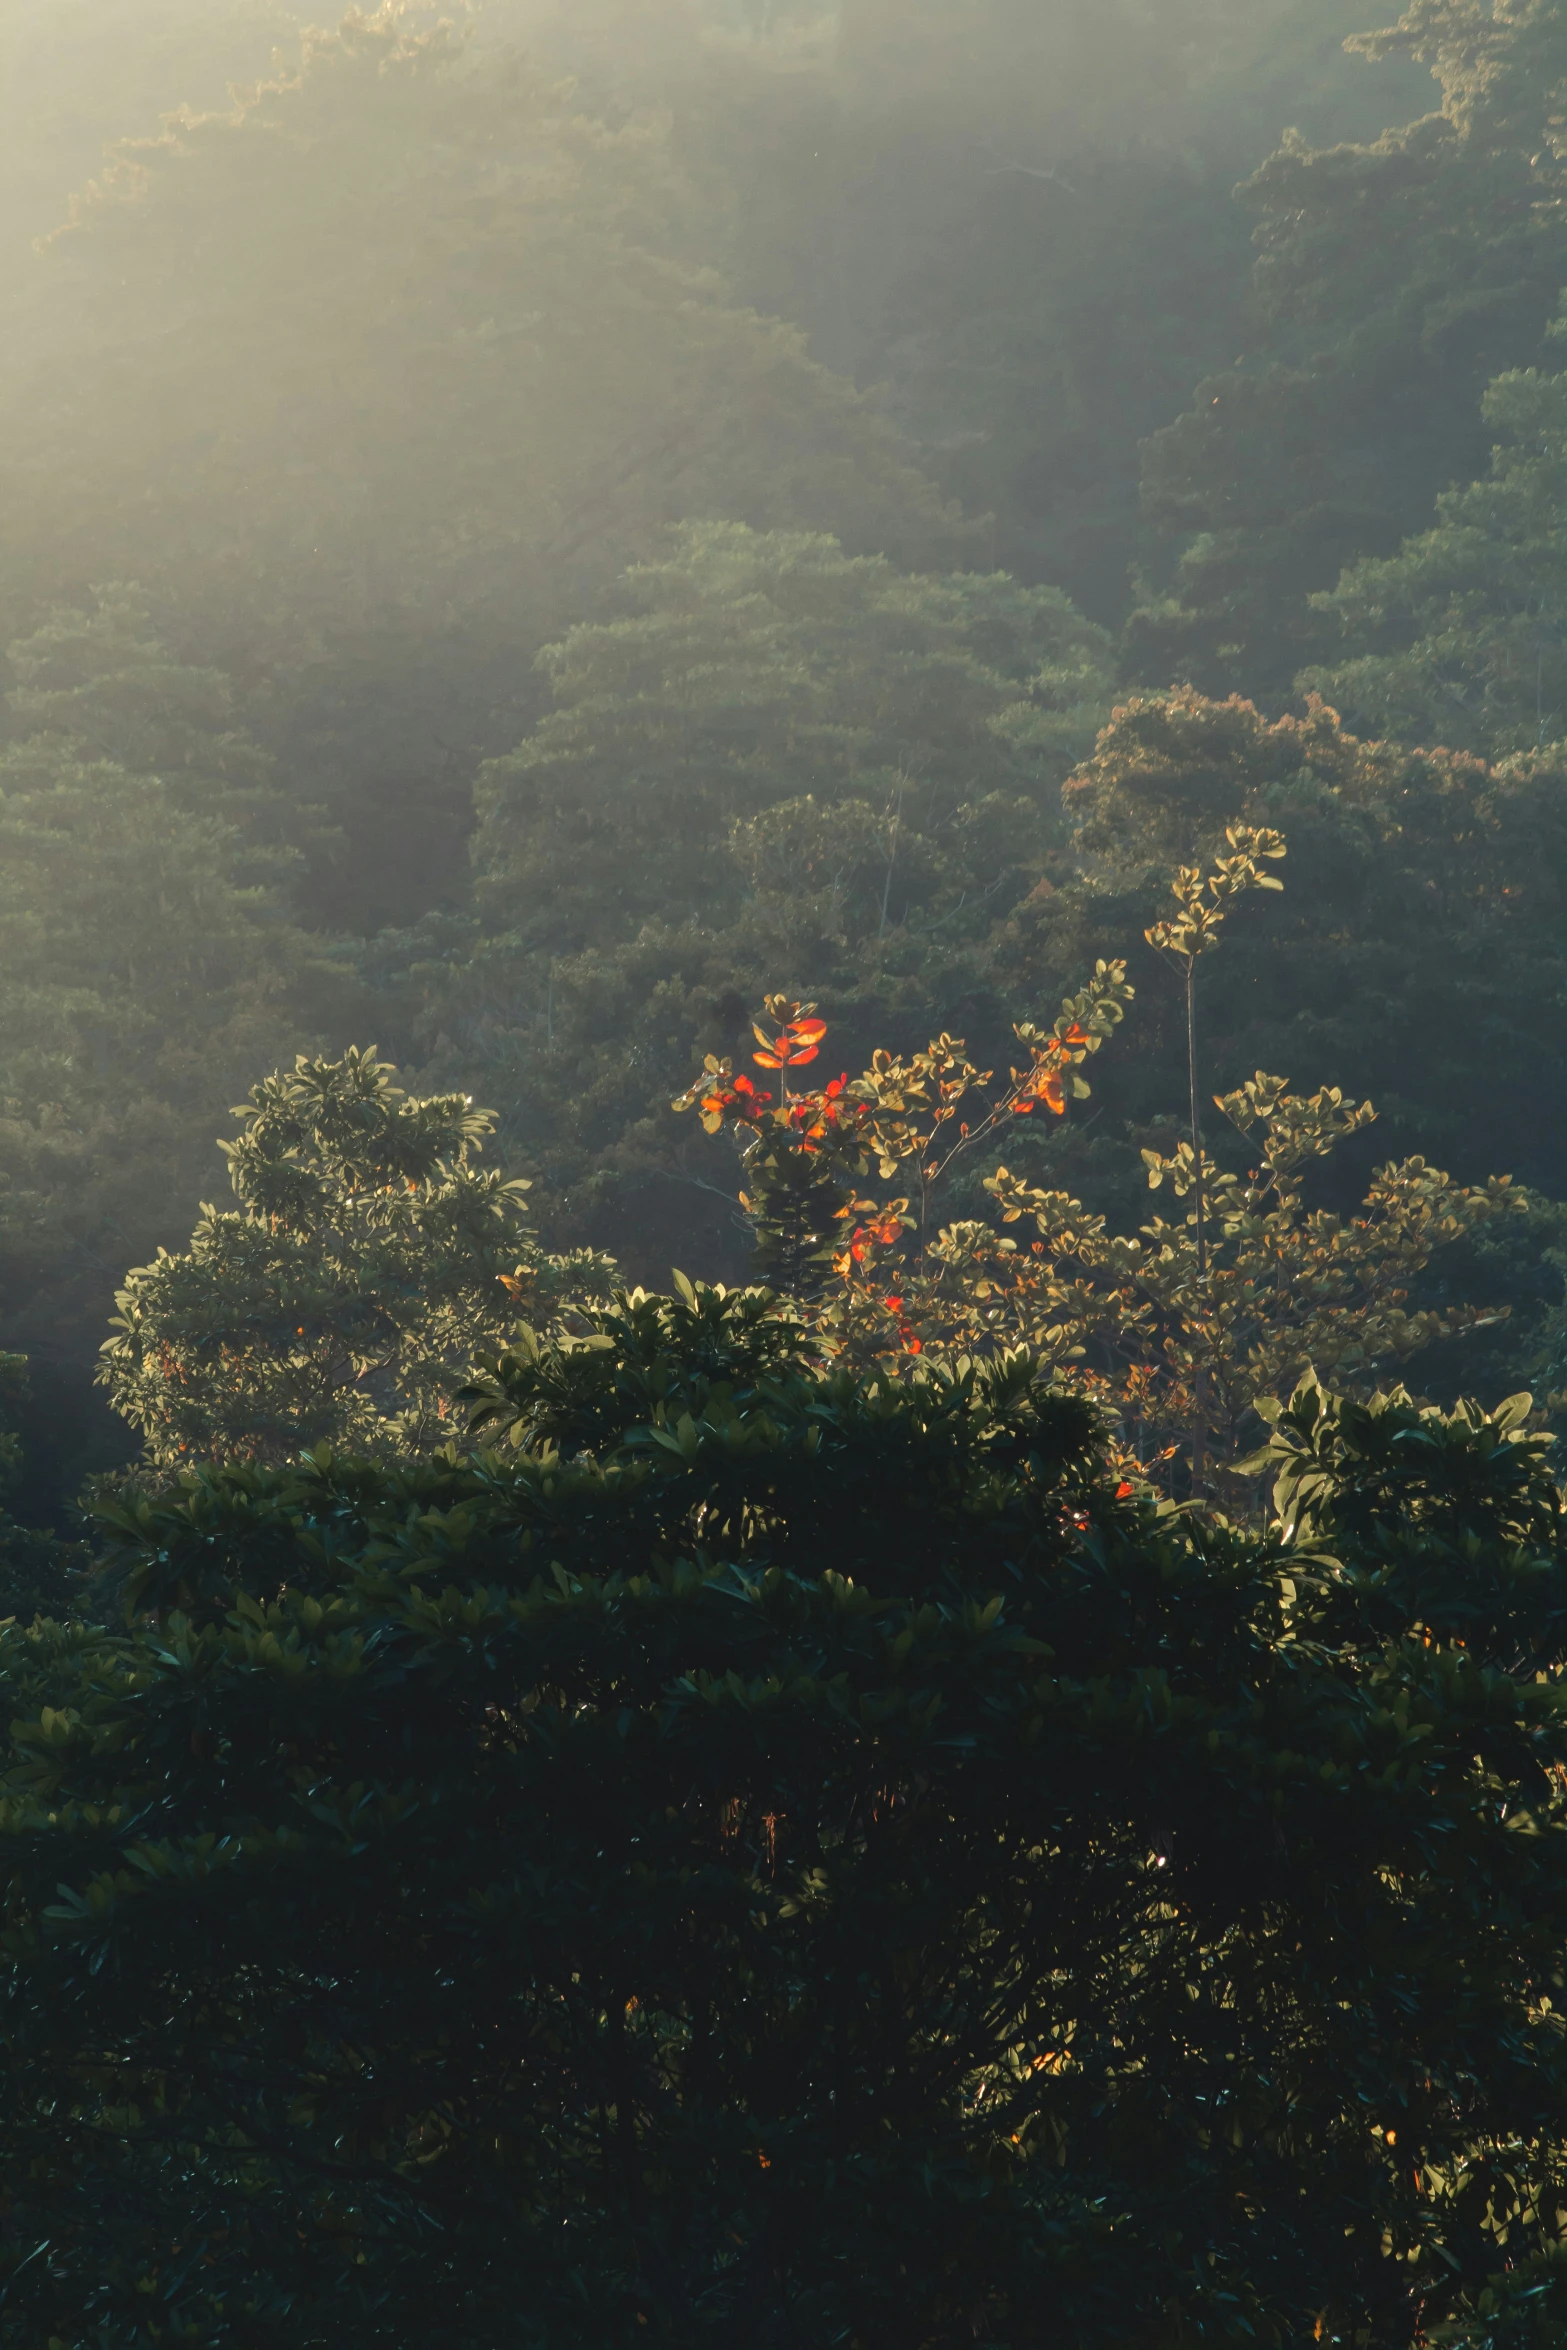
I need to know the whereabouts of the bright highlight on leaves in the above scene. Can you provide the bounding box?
[753,1008,828,1069]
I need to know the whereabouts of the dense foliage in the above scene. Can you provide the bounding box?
[6,12,1567,2335]
[1306,341,1567,752]
[99,1050,618,1468]
[667,949,1528,1488]
[3,1293,1567,2346]
[0,0,1563,1499]
[1128,0,1567,698]
[413,519,1115,1217]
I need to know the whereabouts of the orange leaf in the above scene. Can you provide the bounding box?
[789,1019,827,1044]
[753,1050,785,1068]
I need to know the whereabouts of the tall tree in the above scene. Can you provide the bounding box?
[469,521,1113,959]
[994,688,1567,1200]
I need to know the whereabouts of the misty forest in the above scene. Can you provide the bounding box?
[10,0,1567,2341]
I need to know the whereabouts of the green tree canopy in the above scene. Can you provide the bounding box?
[606,0,1429,624]
[100,1048,617,1467]
[6,1296,1567,2343]
[470,520,1113,957]
[0,5,969,925]
[999,688,1567,1198]
[0,592,347,1398]
[1305,356,1567,755]
[1126,0,1567,699]
[398,521,1113,1260]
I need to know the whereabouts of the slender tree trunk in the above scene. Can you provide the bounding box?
[1187,963,1206,1280]
[878,785,903,939]
[1187,961,1208,1490]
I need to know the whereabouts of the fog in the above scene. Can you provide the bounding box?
[0,0,1559,1517]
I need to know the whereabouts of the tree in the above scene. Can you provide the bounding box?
[7,1294,1567,2343]
[468,520,1113,961]
[1304,354,1567,755]
[676,967,1525,1488]
[1143,825,1286,1475]
[616,0,1430,625]
[0,579,331,866]
[1143,824,1287,1276]
[0,591,349,1407]
[0,0,290,389]
[1125,0,1567,700]
[100,1047,617,1467]
[997,687,1567,1201]
[0,5,971,929]
[404,520,1114,1266]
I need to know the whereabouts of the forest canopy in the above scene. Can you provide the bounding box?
[0,0,1560,1512]
[5,5,1567,2344]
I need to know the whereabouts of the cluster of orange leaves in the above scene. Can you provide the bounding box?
[783,1073,866,1153]
[832,1201,921,1350]
[1010,1023,1088,1117]
[752,1013,827,1070]
[695,1064,871,1159]
[695,1069,774,1133]
[677,993,1114,1365]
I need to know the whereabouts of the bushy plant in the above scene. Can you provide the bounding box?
[99,1048,617,1466]
[5,1290,1567,2344]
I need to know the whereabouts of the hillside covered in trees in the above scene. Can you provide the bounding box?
[5,0,1561,1505]
[4,3,1567,2341]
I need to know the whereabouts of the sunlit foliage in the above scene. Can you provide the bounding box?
[100,1049,617,1467]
